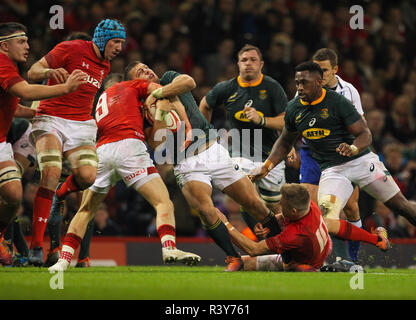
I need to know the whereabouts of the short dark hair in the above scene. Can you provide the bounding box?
[295,61,323,78]
[124,61,140,80]
[65,32,92,41]
[312,48,338,67]
[0,22,27,37]
[238,44,263,61]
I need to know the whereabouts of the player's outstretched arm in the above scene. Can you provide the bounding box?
[27,57,69,83]
[336,118,372,157]
[9,69,87,101]
[217,211,273,257]
[249,127,299,182]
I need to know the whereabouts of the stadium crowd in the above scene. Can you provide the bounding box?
[2,0,416,239]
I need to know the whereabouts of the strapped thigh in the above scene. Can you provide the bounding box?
[67,148,98,169]
[0,166,21,188]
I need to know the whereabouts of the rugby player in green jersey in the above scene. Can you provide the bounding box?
[200,44,294,236]
[136,62,283,271]
[251,61,416,252]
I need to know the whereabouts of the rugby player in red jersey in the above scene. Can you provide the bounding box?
[219,183,332,272]
[0,22,86,258]
[26,19,126,265]
[48,62,201,272]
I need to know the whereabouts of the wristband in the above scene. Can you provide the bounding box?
[152,87,164,99]
[155,108,165,121]
[263,159,276,173]
[224,222,235,231]
[43,68,52,78]
[350,144,359,155]
[258,116,265,127]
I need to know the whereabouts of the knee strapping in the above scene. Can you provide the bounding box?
[0,166,21,188]
[67,149,98,169]
[37,150,62,171]
[318,194,343,219]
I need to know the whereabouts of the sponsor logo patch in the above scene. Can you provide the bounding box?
[302,128,330,139]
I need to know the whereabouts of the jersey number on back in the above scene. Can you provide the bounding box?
[95,92,108,123]
[315,216,329,253]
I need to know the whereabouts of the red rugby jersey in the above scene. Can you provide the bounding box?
[0,52,24,142]
[37,40,110,121]
[95,79,150,148]
[266,200,332,269]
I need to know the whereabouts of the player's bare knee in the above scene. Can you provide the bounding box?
[75,169,97,189]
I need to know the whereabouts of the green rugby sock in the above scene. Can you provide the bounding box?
[240,209,258,233]
[331,235,350,260]
[205,218,239,257]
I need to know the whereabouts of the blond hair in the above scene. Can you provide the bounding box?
[281,183,310,213]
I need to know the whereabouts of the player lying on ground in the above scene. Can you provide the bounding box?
[250,61,416,252]
[49,64,201,272]
[135,63,284,271]
[0,22,86,254]
[219,183,332,272]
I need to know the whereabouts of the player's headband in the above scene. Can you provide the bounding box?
[92,19,126,57]
[0,32,28,43]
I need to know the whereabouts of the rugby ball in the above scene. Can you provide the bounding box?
[144,105,181,133]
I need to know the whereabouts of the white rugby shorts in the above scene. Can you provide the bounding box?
[90,138,159,194]
[318,151,400,208]
[232,157,285,202]
[30,115,97,152]
[0,141,14,163]
[173,142,246,191]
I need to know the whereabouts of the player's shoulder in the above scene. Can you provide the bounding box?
[262,74,283,88]
[336,75,358,92]
[160,70,181,85]
[0,52,15,68]
[214,77,238,92]
[286,95,302,111]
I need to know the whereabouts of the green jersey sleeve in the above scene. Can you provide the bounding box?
[270,81,288,115]
[159,70,180,85]
[284,99,298,132]
[205,81,231,109]
[337,94,362,127]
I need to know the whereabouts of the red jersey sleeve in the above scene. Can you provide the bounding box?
[0,61,24,91]
[44,41,71,68]
[265,226,305,254]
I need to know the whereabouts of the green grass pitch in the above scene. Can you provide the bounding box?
[1,266,416,300]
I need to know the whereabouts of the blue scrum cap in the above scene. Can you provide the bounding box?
[92,19,126,56]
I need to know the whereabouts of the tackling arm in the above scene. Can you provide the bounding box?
[27,57,69,83]
[14,104,36,118]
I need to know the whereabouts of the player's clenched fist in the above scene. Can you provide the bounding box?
[65,69,88,93]
[243,105,261,124]
[45,67,69,83]
[248,165,269,182]
[336,142,359,157]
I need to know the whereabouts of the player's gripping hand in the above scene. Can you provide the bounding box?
[65,69,88,93]
[253,223,270,239]
[45,68,69,83]
[244,106,263,124]
[248,165,269,182]
[155,98,172,112]
[336,143,359,157]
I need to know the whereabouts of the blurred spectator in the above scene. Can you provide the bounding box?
[366,108,386,154]
[384,95,416,144]
[94,203,123,236]
[361,91,376,113]
[202,38,235,85]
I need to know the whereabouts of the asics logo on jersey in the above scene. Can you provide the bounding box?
[309,118,316,126]
[85,74,102,89]
[302,128,330,140]
[244,99,253,108]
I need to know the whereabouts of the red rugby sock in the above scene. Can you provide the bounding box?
[157,224,176,249]
[56,174,81,200]
[30,187,54,249]
[337,220,378,245]
[60,233,82,264]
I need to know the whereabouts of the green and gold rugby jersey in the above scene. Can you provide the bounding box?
[160,71,216,163]
[285,89,370,170]
[205,74,287,161]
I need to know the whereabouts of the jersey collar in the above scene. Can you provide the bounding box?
[300,88,326,106]
[237,73,263,87]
